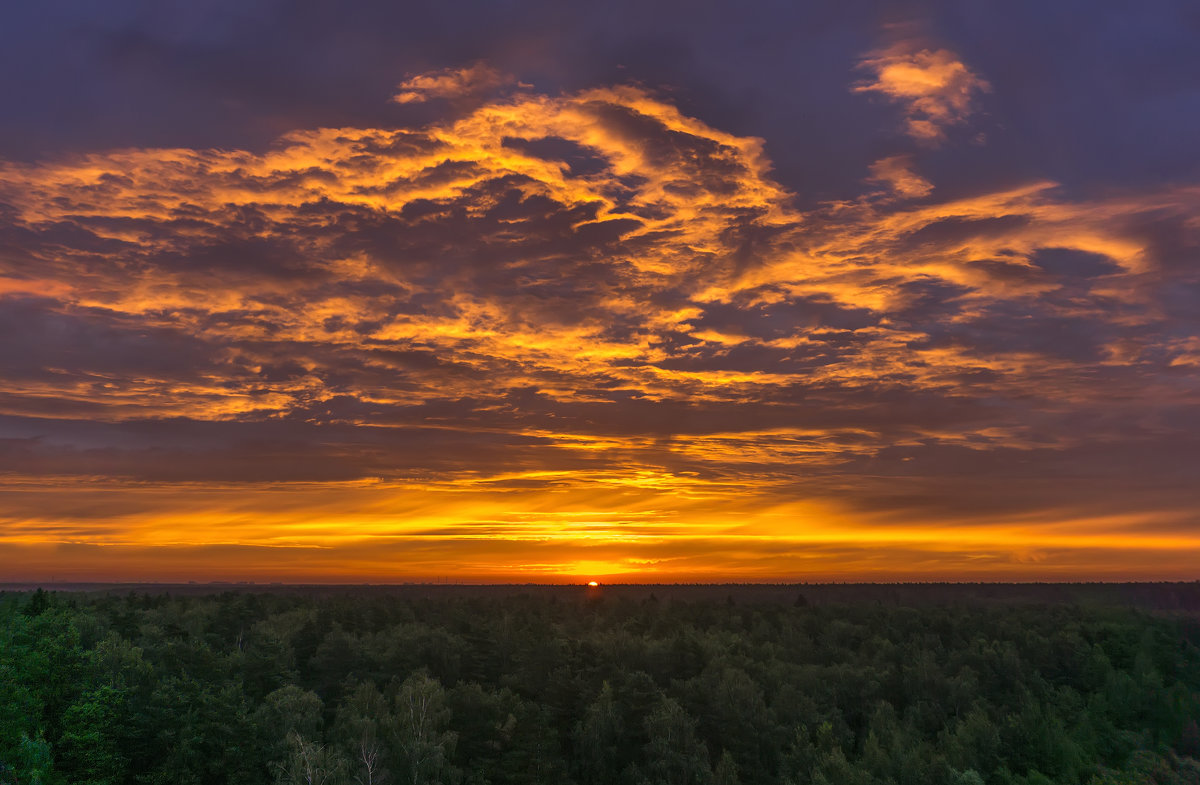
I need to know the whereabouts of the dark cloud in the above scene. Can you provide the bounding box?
[0,297,222,380]
[1032,247,1122,278]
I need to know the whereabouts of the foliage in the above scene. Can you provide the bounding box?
[0,587,1198,785]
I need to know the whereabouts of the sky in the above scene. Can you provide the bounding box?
[1,1,1199,583]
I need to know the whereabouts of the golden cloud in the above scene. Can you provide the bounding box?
[392,63,519,104]
[1,73,1197,581]
[867,155,934,199]
[854,45,990,144]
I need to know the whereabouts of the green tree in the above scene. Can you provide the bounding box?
[276,730,347,785]
[57,685,127,785]
[335,681,391,785]
[12,733,56,785]
[643,698,710,785]
[263,686,325,740]
[574,682,625,785]
[391,672,457,785]
[713,751,739,785]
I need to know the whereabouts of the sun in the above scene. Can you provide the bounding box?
[587,581,599,587]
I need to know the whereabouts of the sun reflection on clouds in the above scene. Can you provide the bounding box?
[0,64,1198,581]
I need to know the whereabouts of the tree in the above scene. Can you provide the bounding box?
[574,682,624,785]
[335,681,391,785]
[643,698,711,785]
[684,665,771,781]
[495,699,570,785]
[277,730,347,785]
[22,589,51,618]
[12,733,55,785]
[391,672,457,785]
[261,686,325,741]
[57,685,126,785]
[713,751,739,785]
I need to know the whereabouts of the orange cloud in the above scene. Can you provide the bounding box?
[867,154,933,198]
[854,46,990,144]
[1,72,1198,582]
[392,63,518,104]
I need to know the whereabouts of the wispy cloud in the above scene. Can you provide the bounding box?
[392,63,519,104]
[854,45,990,144]
[867,154,933,198]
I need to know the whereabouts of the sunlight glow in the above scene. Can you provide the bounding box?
[1,68,1197,583]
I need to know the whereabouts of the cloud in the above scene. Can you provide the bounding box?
[392,63,518,104]
[1,71,1198,580]
[854,45,990,144]
[867,155,933,199]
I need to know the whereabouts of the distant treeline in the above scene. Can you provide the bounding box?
[1,587,1199,785]
[7,582,1200,610]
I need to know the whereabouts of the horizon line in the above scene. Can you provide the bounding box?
[4,579,1199,589]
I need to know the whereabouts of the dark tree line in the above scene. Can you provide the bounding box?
[2,587,1199,785]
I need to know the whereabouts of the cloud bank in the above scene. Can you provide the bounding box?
[1,73,1198,581]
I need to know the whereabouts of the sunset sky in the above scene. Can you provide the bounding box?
[2,2,1199,582]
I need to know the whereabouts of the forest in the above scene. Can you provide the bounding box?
[2,585,1199,785]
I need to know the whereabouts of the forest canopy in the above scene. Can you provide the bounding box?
[2,585,1199,785]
